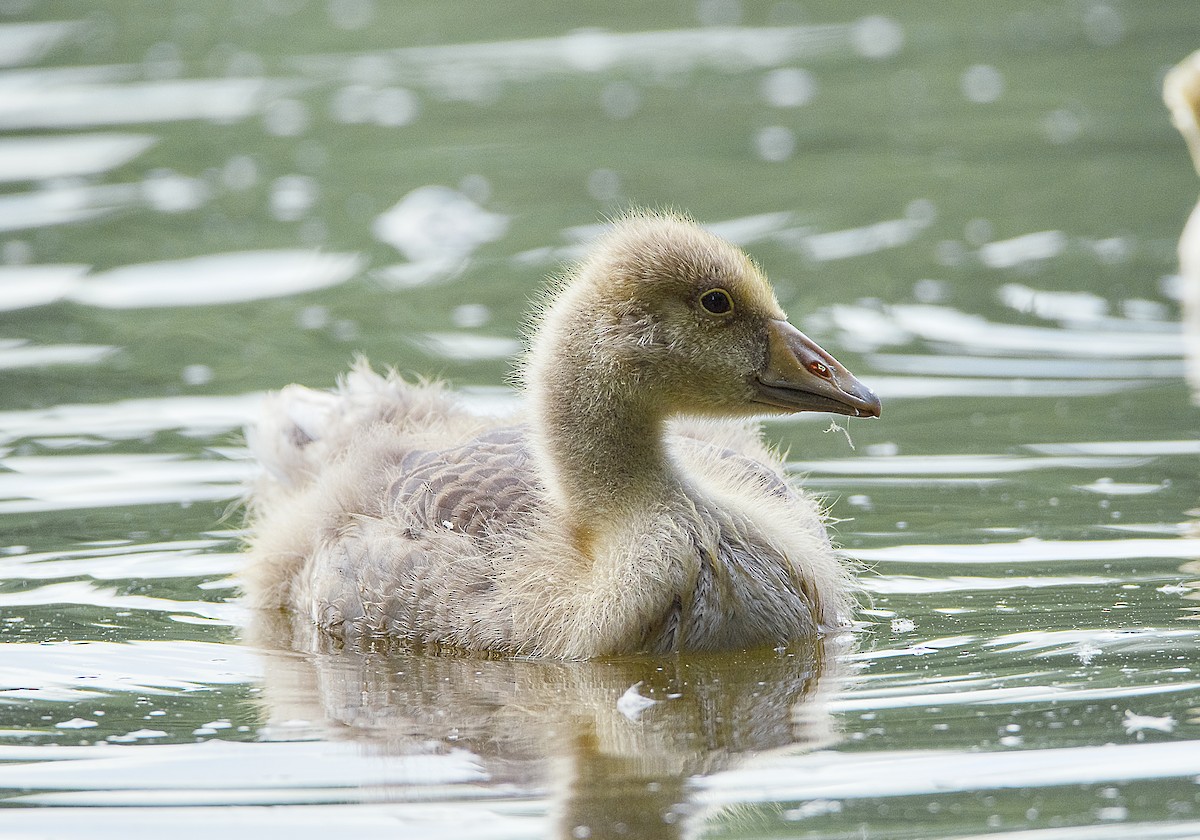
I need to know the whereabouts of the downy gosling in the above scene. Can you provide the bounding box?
[243,211,881,659]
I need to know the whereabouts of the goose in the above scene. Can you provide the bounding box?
[243,211,880,659]
[1164,49,1200,403]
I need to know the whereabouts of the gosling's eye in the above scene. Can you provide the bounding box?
[699,288,734,315]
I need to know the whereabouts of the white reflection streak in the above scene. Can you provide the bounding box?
[390,24,853,83]
[0,341,115,370]
[792,453,1148,475]
[0,453,254,514]
[0,581,243,624]
[0,640,261,702]
[0,264,88,310]
[0,182,139,233]
[0,393,263,444]
[0,78,272,131]
[850,537,1200,564]
[0,133,157,183]
[862,574,1124,595]
[826,303,1185,357]
[828,678,1200,712]
[414,332,520,361]
[0,21,81,69]
[0,739,486,791]
[867,353,1185,379]
[697,739,1200,803]
[69,251,365,309]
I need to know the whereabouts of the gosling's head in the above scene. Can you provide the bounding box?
[531,211,881,420]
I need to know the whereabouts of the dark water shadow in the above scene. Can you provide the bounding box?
[245,611,844,838]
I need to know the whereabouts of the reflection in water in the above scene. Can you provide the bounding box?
[248,611,841,839]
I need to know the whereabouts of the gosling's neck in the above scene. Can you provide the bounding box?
[526,300,680,541]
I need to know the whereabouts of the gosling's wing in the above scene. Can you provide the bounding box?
[303,426,539,648]
[387,426,540,536]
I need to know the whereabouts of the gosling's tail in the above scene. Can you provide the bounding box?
[246,358,459,489]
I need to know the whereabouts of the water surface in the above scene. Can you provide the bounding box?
[2,2,1199,837]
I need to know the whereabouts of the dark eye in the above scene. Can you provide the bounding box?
[699,288,734,315]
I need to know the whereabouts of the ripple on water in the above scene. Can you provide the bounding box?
[0,639,257,701]
[0,453,253,513]
[695,739,1200,803]
[851,537,1200,564]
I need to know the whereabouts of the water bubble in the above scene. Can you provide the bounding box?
[143,41,183,79]
[905,198,937,225]
[348,53,394,86]
[964,218,993,246]
[429,62,501,104]
[852,16,904,60]
[3,240,32,265]
[269,174,318,222]
[564,29,617,73]
[961,64,1004,104]
[143,169,209,213]
[1089,236,1130,265]
[697,0,742,27]
[768,2,806,26]
[913,278,946,304]
[299,218,328,246]
[224,49,265,78]
[264,98,310,137]
[329,0,374,30]
[1043,108,1082,144]
[458,174,492,204]
[182,364,213,386]
[373,185,509,263]
[221,155,258,191]
[330,84,374,124]
[296,305,330,330]
[601,81,641,120]
[1121,298,1167,321]
[332,319,359,342]
[761,68,816,108]
[452,303,491,328]
[934,239,967,267]
[372,87,419,127]
[1083,3,1124,47]
[295,141,328,172]
[587,168,621,202]
[754,125,795,162]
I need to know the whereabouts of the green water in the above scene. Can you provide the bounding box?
[2,1,1199,837]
